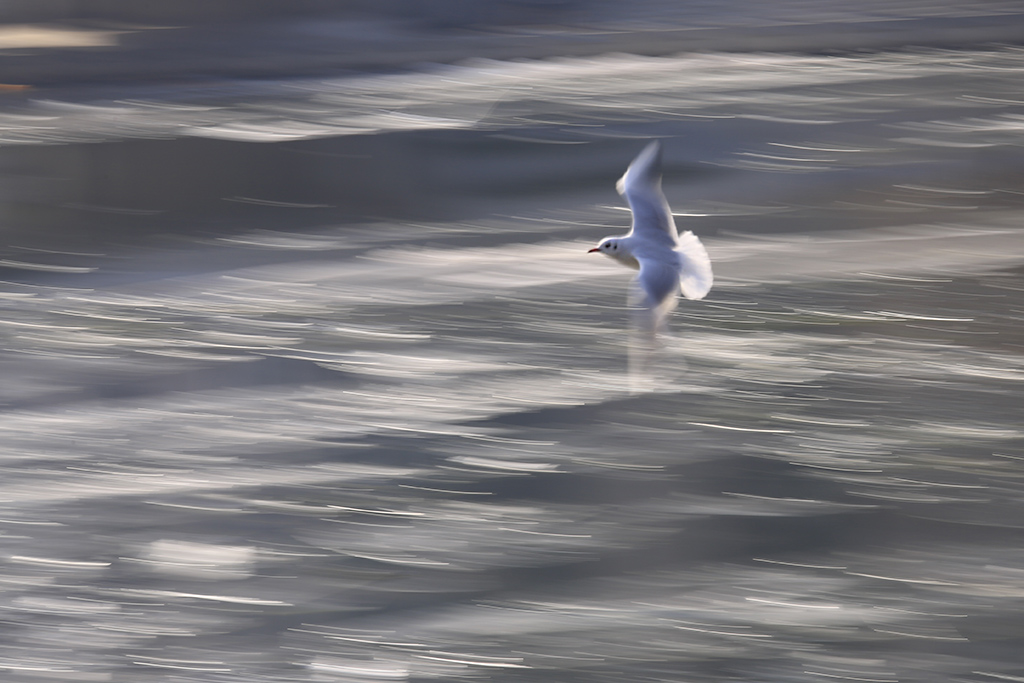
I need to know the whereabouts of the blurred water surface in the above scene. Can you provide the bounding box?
[0,28,1024,683]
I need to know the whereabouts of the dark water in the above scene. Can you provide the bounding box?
[1,23,1024,683]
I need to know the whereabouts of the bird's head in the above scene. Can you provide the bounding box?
[588,237,639,269]
[587,238,621,256]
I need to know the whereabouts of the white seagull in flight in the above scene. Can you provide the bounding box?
[588,141,713,338]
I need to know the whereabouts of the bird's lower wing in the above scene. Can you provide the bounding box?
[676,230,713,300]
[632,258,681,335]
[627,259,679,389]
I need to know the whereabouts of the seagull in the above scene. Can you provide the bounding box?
[588,141,713,338]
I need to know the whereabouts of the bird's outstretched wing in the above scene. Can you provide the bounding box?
[676,230,713,300]
[616,142,678,248]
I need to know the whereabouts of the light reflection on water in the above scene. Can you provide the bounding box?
[0,45,1023,683]
[1,48,1023,148]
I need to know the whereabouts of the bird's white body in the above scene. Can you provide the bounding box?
[589,141,713,335]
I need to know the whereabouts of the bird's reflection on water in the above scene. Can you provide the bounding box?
[0,46,1023,682]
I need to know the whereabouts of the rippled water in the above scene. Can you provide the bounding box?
[1,45,1023,682]
[8,48,1024,146]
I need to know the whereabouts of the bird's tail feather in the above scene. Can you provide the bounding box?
[676,230,713,300]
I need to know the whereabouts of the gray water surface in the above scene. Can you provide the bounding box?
[0,45,1023,682]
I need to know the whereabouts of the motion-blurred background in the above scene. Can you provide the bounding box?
[1,2,1024,682]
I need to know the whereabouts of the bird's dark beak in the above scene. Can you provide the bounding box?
[587,247,600,253]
